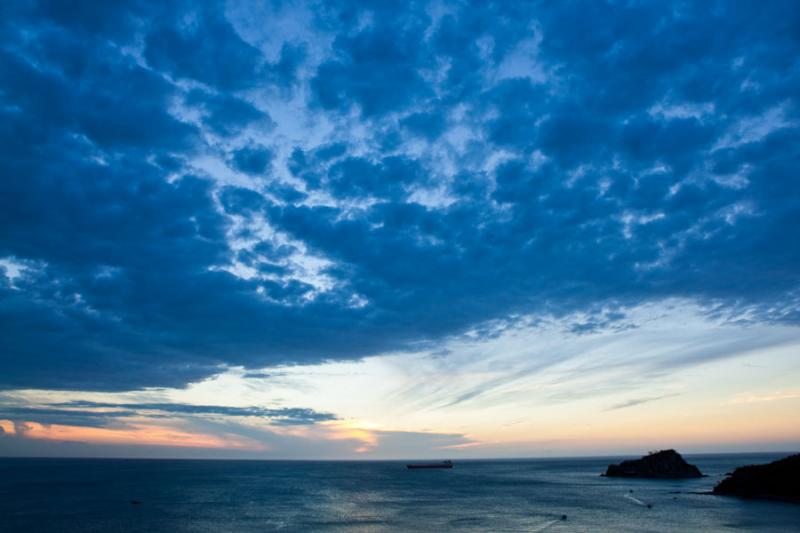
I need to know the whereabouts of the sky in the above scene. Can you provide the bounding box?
[0,0,799,460]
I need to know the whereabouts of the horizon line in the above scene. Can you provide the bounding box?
[2,450,797,463]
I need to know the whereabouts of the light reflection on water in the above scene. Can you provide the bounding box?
[1,454,798,532]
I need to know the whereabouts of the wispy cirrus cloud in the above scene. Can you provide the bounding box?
[728,390,800,405]
[606,394,680,411]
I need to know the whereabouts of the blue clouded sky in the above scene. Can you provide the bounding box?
[0,0,798,458]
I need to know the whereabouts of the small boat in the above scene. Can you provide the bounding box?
[406,460,453,469]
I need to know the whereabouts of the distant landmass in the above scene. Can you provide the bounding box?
[713,453,800,503]
[604,449,703,479]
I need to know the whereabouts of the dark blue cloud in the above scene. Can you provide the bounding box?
[144,5,306,92]
[325,156,427,199]
[401,110,447,140]
[0,0,798,393]
[484,79,547,149]
[270,42,309,90]
[310,6,433,117]
[57,401,338,425]
[0,401,337,427]
[0,407,135,428]
[0,44,195,151]
[186,89,272,137]
[144,4,264,91]
[219,186,267,215]
[26,0,149,41]
[230,145,274,175]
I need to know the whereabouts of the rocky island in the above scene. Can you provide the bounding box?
[713,453,800,503]
[604,449,703,478]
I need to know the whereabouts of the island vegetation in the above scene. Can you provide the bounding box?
[604,449,703,479]
[713,454,800,504]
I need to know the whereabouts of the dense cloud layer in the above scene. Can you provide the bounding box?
[0,401,337,427]
[1,1,798,391]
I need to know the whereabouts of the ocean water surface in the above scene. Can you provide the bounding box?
[1,454,798,532]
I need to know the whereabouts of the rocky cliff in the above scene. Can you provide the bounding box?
[713,453,800,503]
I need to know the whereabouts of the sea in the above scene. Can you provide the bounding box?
[1,453,798,532]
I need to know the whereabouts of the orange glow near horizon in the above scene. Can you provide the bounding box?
[3,410,798,457]
[321,421,380,453]
[0,419,15,435]
[0,417,391,455]
[0,419,266,450]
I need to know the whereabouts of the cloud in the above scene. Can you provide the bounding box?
[0,407,135,428]
[241,372,275,379]
[230,145,274,175]
[0,0,798,393]
[0,401,337,428]
[310,6,433,117]
[144,4,264,91]
[728,390,800,405]
[606,394,679,411]
[58,401,338,425]
[0,396,476,459]
[186,89,272,136]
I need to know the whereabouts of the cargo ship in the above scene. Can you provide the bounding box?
[406,460,453,469]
